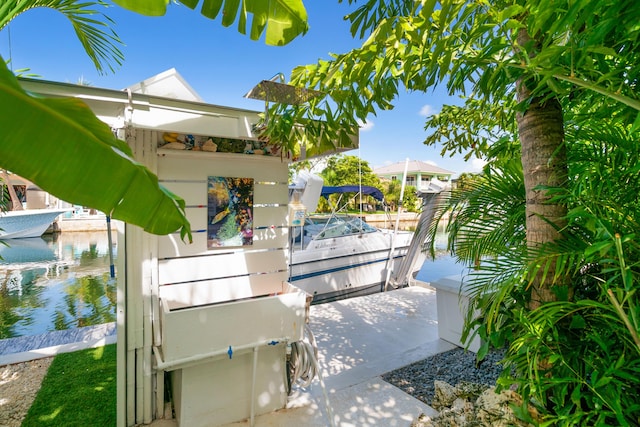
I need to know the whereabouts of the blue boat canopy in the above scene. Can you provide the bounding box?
[320,185,384,202]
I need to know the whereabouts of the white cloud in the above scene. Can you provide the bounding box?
[423,159,438,166]
[358,120,374,132]
[419,104,437,117]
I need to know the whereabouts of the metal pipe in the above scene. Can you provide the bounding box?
[384,158,409,290]
[153,337,289,371]
[250,346,259,427]
[106,216,115,278]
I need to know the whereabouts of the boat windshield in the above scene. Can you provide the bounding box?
[312,217,377,240]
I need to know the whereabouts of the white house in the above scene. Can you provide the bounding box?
[374,160,455,196]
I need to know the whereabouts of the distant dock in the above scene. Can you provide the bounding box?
[47,215,110,233]
[364,212,421,230]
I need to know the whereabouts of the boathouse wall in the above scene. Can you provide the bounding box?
[122,128,308,426]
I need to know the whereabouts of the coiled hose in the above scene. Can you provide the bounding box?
[288,323,318,388]
[287,323,336,427]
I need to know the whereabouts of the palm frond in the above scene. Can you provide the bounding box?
[1,1,124,74]
[446,159,526,265]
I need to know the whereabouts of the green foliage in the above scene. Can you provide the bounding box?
[381,180,418,212]
[0,60,191,239]
[401,185,418,212]
[444,122,640,425]
[320,154,380,187]
[264,0,640,157]
[113,0,309,46]
[432,159,526,265]
[23,344,117,426]
[501,231,640,426]
[424,98,519,162]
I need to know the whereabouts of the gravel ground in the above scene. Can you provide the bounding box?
[0,357,53,427]
[382,347,506,405]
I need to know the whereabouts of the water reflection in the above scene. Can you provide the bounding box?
[0,231,116,339]
[0,226,466,339]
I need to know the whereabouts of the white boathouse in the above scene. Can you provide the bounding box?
[19,69,358,426]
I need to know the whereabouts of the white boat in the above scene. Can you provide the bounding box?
[288,174,425,304]
[0,209,69,239]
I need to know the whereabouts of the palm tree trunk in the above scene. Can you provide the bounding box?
[516,29,568,310]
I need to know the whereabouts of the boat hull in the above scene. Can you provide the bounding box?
[0,209,68,239]
[289,229,417,304]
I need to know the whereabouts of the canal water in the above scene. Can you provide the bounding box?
[414,227,468,284]
[0,227,466,340]
[0,231,117,339]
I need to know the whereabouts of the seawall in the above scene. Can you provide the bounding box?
[48,216,110,233]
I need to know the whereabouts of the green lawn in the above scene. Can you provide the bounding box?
[22,344,117,426]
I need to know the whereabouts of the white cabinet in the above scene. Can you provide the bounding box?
[430,276,482,353]
[156,283,309,426]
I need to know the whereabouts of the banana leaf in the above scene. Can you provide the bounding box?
[0,58,191,241]
[112,0,308,46]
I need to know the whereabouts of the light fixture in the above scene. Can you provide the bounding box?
[244,73,322,105]
[245,73,323,130]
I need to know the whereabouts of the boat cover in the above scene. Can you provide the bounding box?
[320,185,384,201]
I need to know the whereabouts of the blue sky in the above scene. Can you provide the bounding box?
[1,2,485,177]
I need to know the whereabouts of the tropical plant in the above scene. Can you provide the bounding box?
[112,0,309,46]
[320,154,379,187]
[264,0,640,301]
[1,63,191,237]
[0,0,309,238]
[381,180,417,213]
[318,154,382,211]
[434,122,640,424]
[400,185,418,212]
[260,0,640,423]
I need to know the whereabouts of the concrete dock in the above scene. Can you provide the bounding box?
[217,285,455,427]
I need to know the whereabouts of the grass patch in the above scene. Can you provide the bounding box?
[22,344,117,426]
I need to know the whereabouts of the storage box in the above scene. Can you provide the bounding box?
[430,276,482,353]
[157,283,309,426]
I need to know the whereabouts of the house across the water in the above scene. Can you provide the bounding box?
[373,160,455,197]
